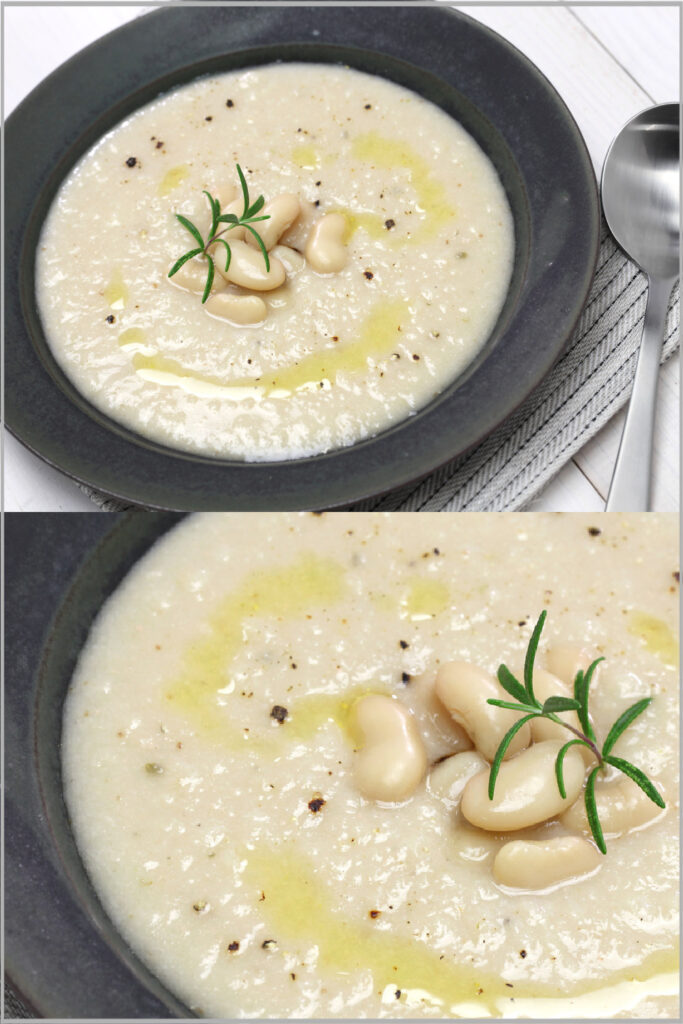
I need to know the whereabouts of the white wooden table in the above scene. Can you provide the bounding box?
[3,3,679,512]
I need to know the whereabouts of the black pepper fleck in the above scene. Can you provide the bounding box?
[156,140,163,149]
[270,705,288,723]
[364,103,372,109]
[314,199,320,207]
[105,314,115,324]
[673,571,679,582]
[395,990,401,1000]
[519,950,527,959]
[261,939,277,949]
[308,797,326,813]
[205,116,213,122]
[588,527,602,537]
[227,941,240,952]
[226,99,234,107]
[401,672,412,685]
[369,910,381,919]
[364,270,374,280]
[385,219,395,230]
[412,354,420,361]
[399,640,409,649]
[125,156,138,168]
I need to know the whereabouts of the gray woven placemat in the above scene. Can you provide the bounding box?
[3,981,32,1020]
[79,221,679,513]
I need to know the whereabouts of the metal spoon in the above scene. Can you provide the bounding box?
[601,102,679,511]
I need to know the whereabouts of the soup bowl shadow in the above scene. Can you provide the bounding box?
[5,5,599,510]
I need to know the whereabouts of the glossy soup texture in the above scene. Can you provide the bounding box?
[62,513,679,1018]
[36,64,513,460]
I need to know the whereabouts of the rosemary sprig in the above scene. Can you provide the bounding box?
[486,610,665,853]
[168,163,271,303]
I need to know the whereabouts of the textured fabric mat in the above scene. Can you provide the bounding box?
[79,221,679,512]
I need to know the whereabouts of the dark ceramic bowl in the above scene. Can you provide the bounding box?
[5,513,192,1018]
[5,5,599,510]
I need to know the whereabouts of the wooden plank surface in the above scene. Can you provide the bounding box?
[3,3,679,511]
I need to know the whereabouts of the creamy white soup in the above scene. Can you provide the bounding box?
[62,513,678,1018]
[36,64,513,460]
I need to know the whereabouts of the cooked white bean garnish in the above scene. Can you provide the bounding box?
[215,240,286,292]
[435,662,531,762]
[214,183,238,208]
[271,244,305,276]
[305,213,348,274]
[279,198,319,250]
[561,774,665,838]
[546,645,597,689]
[352,694,427,803]
[461,740,585,831]
[204,291,266,325]
[426,751,488,809]
[167,256,225,296]
[245,194,301,252]
[493,836,601,890]
[530,668,595,763]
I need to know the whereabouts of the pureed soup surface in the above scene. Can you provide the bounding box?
[36,64,513,460]
[62,513,678,1018]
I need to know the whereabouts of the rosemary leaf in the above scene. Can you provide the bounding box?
[213,237,232,273]
[542,696,581,714]
[244,223,271,272]
[246,194,265,218]
[488,714,537,800]
[236,163,250,218]
[523,610,546,703]
[168,247,203,278]
[604,755,665,808]
[201,254,215,304]
[585,765,606,854]
[487,698,539,714]
[602,698,652,758]
[575,658,602,743]
[175,214,204,249]
[554,738,589,798]
[497,664,531,705]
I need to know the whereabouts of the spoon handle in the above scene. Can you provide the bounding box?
[605,275,676,512]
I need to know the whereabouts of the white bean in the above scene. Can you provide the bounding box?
[461,740,585,831]
[352,694,427,803]
[214,183,238,208]
[427,751,488,809]
[561,774,665,838]
[305,213,348,274]
[546,645,597,689]
[167,256,225,296]
[215,240,286,292]
[204,291,266,326]
[245,194,301,252]
[435,662,531,763]
[270,245,305,277]
[493,836,601,890]
[530,668,595,764]
[279,199,319,250]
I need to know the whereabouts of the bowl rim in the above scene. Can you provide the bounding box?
[4,4,599,510]
[5,512,192,1019]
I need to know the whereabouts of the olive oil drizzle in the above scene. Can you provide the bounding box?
[164,554,347,745]
[129,300,411,397]
[628,612,678,669]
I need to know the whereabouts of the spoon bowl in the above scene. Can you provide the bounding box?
[602,103,679,279]
[601,102,680,511]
